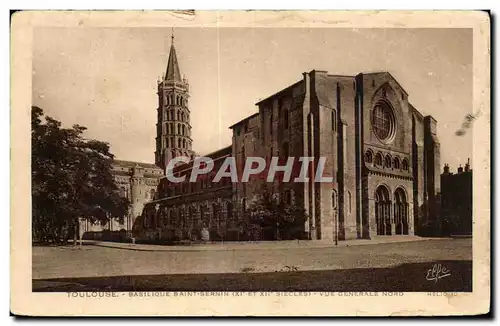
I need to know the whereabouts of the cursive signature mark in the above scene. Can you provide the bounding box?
[426,264,451,283]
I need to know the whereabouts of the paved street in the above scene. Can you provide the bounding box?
[32,238,472,292]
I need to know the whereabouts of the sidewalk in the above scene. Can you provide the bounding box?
[86,236,446,252]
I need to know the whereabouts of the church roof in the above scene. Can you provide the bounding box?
[113,160,162,170]
[165,37,182,82]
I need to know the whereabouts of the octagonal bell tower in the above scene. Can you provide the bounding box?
[155,32,194,172]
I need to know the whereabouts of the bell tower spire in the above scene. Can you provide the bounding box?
[165,28,182,83]
[155,30,194,172]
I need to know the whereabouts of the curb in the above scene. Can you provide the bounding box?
[87,237,451,253]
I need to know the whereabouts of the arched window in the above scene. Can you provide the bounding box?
[384,155,392,168]
[402,159,409,171]
[212,203,219,227]
[200,205,208,227]
[347,191,352,213]
[183,139,186,149]
[187,205,194,227]
[150,189,155,200]
[178,138,182,148]
[242,198,247,214]
[394,157,401,169]
[365,150,373,164]
[226,202,233,222]
[284,190,293,205]
[375,153,383,166]
[177,124,181,134]
[177,111,180,121]
[181,112,185,122]
[332,189,338,209]
[281,142,289,158]
[170,137,174,147]
[332,109,337,132]
[182,124,186,136]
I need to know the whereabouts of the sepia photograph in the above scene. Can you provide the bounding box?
[10,10,490,316]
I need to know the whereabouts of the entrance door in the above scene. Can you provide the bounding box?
[394,188,409,235]
[375,185,391,235]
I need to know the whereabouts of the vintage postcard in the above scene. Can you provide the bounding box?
[11,10,490,316]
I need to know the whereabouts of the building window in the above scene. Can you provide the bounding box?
[212,203,219,227]
[375,153,383,167]
[384,155,392,168]
[227,202,234,222]
[365,150,373,164]
[269,111,273,137]
[332,110,337,132]
[347,191,352,213]
[402,159,409,171]
[372,101,396,142]
[332,189,338,209]
[281,142,289,159]
[394,157,401,169]
[284,190,292,205]
[150,189,155,200]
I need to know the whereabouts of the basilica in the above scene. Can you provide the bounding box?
[84,35,441,242]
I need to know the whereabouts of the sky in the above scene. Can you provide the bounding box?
[32,27,473,170]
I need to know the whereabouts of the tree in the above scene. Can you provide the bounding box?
[31,106,130,244]
[242,190,308,240]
